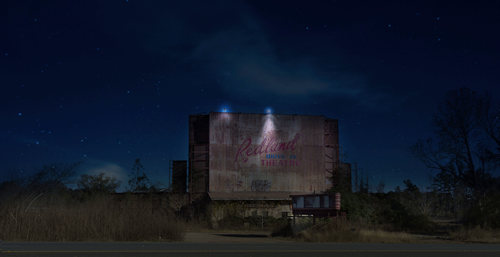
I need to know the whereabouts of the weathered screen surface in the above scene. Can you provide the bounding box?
[209,112,329,196]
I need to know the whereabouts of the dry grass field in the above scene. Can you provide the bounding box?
[0,194,184,241]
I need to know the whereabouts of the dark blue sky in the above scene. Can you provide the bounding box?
[3,0,500,190]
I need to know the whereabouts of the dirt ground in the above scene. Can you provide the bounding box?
[183,231,291,243]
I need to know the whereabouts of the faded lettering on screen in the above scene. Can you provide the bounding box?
[234,133,300,167]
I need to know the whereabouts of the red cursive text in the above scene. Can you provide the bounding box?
[234,133,300,162]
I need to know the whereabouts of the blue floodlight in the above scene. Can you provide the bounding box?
[265,107,272,114]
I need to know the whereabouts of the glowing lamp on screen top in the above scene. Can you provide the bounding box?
[265,107,272,114]
[221,107,228,113]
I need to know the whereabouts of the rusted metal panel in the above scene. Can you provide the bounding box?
[188,115,209,194]
[208,112,337,198]
[171,160,187,193]
[335,192,341,210]
[339,162,352,192]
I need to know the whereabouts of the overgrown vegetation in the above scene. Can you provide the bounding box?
[207,200,290,230]
[0,161,184,241]
[0,193,184,241]
[449,226,500,243]
[338,189,436,234]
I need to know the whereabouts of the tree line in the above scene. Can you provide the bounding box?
[0,158,157,197]
[330,88,500,231]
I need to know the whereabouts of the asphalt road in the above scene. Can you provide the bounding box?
[2,233,500,257]
[3,241,500,257]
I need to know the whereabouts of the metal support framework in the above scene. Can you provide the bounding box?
[324,119,340,187]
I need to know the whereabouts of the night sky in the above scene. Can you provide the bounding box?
[3,0,500,191]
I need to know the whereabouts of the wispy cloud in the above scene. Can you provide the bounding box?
[190,29,366,101]
[138,1,391,107]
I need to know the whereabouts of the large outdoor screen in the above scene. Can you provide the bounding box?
[209,112,329,194]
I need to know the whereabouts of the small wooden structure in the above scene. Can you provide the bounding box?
[290,193,343,223]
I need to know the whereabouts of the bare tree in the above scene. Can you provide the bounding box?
[477,94,500,164]
[376,181,385,193]
[28,162,81,193]
[412,88,499,217]
[128,158,153,192]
